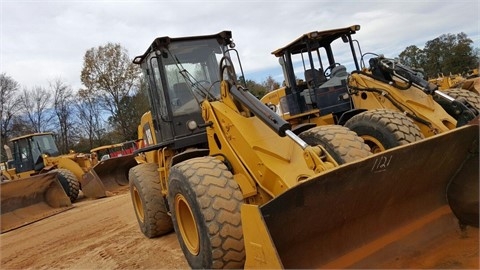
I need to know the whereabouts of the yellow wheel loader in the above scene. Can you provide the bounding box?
[129,31,478,268]
[1,133,83,201]
[429,70,479,94]
[1,135,137,233]
[261,25,479,153]
[86,140,139,195]
[0,133,129,202]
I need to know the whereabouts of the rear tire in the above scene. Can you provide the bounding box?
[345,109,424,153]
[129,163,173,238]
[299,125,372,164]
[53,169,80,203]
[168,156,245,269]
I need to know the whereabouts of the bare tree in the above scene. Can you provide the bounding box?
[0,73,22,161]
[75,88,106,150]
[263,75,281,92]
[19,86,54,133]
[50,78,75,153]
[80,43,140,140]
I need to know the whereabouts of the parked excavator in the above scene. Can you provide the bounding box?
[129,30,478,268]
[261,25,479,152]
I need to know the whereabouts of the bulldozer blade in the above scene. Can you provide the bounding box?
[90,154,137,194]
[243,123,479,269]
[1,172,73,233]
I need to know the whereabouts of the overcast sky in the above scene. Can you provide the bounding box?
[1,0,479,92]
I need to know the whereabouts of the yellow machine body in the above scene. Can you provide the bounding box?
[260,25,478,152]
[241,121,478,268]
[130,31,479,269]
[348,72,457,137]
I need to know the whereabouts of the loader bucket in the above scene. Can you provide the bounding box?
[90,154,137,194]
[1,172,73,233]
[80,170,107,199]
[243,122,479,269]
[80,154,137,199]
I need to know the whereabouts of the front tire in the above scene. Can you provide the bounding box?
[299,125,372,164]
[168,156,245,269]
[345,109,424,153]
[53,168,79,202]
[129,163,173,238]
[443,88,480,111]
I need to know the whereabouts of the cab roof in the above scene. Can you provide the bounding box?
[271,25,360,57]
[10,132,54,142]
[133,30,233,65]
[90,143,124,153]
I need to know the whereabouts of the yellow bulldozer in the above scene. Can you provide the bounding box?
[261,25,479,153]
[0,133,136,232]
[128,31,478,268]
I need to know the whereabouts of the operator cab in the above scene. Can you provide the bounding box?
[9,133,59,173]
[133,31,237,151]
[272,25,361,122]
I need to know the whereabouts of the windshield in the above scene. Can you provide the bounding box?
[164,39,226,106]
[32,135,59,157]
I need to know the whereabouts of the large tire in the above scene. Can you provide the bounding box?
[299,125,372,164]
[345,109,424,153]
[168,156,245,269]
[129,163,173,238]
[443,88,480,111]
[52,168,80,203]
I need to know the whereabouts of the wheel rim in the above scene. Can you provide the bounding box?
[362,135,386,154]
[175,193,200,255]
[132,186,144,223]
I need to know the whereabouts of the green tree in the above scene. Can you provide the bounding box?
[243,76,281,99]
[245,79,267,98]
[80,43,141,141]
[441,32,478,74]
[399,32,479,78]
[398,45,425,69]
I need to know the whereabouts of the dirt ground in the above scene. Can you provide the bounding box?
[0,189,188,269]
[1,188,478,269]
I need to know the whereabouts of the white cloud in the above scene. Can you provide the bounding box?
[1,0,479,91]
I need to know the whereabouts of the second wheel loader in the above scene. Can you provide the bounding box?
[0,133,135,232]
[429,69,479,94]
[87,140,139,195]
[1,133,84,202]
[129,31,478,268]
[261,25,479,153]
